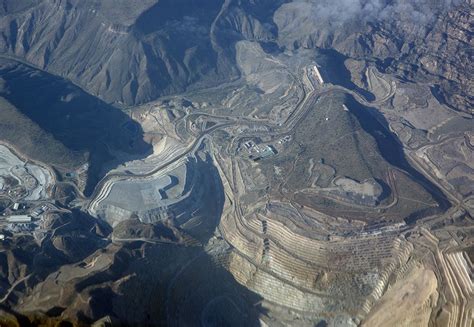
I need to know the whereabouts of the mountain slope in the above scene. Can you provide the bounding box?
[273,0,473,113]
[0,0,229,105]
[0,0,470,113]
[0,58,152,194]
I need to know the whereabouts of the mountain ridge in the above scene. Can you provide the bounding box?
[0,0,470,113]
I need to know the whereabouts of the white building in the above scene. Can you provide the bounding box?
[7,215,32,223]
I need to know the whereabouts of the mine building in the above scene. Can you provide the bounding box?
[31,208,44,218]
[7,215,32,223]
[251,145,277,161]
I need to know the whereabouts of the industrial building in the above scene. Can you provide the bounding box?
[250,145,277,161]
[7,215,32,223]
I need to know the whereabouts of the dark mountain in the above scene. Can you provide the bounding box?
[0,58,152,195]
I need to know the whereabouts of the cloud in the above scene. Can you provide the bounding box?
[303,0,462,25]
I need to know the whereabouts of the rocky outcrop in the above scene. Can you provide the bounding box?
[274,0,473,114]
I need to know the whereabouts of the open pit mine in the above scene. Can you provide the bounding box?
[0,0,472,326]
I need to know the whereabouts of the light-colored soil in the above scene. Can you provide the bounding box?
[362,265,438,327]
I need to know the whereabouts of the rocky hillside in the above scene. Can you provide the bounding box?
[0,0,469,112]
[0,0,228,105]
[274,0,473,114]
[0,58,152,195]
